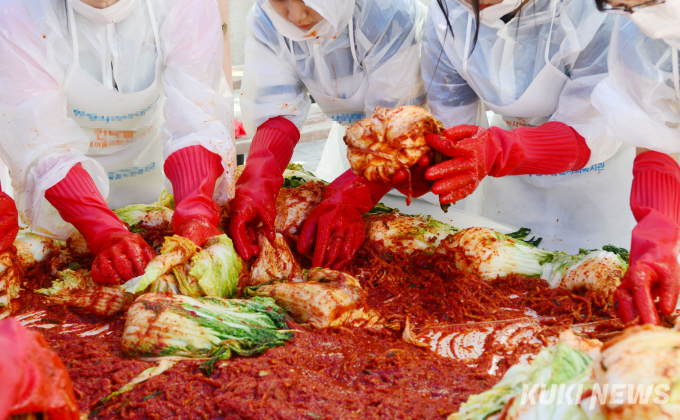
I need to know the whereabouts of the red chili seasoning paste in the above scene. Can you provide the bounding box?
[11,228,624,419]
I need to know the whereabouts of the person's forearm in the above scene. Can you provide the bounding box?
[614,150,680,325]
[240,14,310,134]
[44,164,126,251]
[160,0,235,206]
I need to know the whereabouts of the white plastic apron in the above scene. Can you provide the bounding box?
[63,0,165,209]
[460,0,572,123]
[313,18,370,182]
[451,0,634,251]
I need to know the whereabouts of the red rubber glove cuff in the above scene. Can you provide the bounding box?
[489,122,591,177]
[0,181,19,254]
[164,145,223,205]
[165,146,224,246]
[44,163,127,254]
[247,116,300,172]
[235,116,300,195]
[630,152,680,224]
[0,318,79,420]
[230,117,300,260]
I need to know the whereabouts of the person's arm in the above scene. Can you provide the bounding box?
[0,2,109,238]
[589,20,680,325]
[45,164,156,284]
[421,1,481,127]
[240,2,311,134]
[546,11,625,168]
[424,123,590,204]
[423,5,612,205]
[0,3,155,284]
[359,0,426,113]
[229,3,312,260]
[159,0,239,246]
[615,149,680,325]
[591,18,680,156]
[229,117,300,260]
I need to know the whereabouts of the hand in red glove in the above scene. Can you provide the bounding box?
[0,181,19,254]
[165,145,225,247]
[229,117,300,260]
[45,164,155,285]
[391,152,433,203]
[298,170,392,269]
[0,318,79,420]
[424,122,591,204]
[88,232,156,284]
[614,151,680,325]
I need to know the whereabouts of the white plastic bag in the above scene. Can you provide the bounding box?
[0,158,13,205]
[314,122,350,182]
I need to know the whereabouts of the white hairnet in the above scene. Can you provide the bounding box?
[591,16,680,154]
[422,0,620,164]
[0,0,235,239]
[241,0,426,133]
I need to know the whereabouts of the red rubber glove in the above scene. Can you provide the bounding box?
[165,145,224,247]
[614,151,680,325]
[229,117,300,260]
[45,164,155,285]
[391,152,433,203]
[424,122,591,204]
[0,181,19,254]
[0,318,79,420]
[298,169,392,269]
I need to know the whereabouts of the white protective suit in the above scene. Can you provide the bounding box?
[0,0,236,240]
[591,14,680,153]
[421,0,636,253]
[241,0,426,181]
